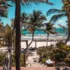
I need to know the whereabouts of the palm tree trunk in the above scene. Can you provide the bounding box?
[24,31,34,67]
[7,48,12,70]
[65,14,70,44]
[27,31,34,47]
[15,0,21,70]
[65,30,70,44]
[32,31,34,40]
[24,40,28,67]
[46,33,49,46]
[7,38,12,70]
[35,41,37,49]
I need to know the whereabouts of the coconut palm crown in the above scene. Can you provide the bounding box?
[28,10,46,39]
[20,12,29,29]
[0,0,11,17]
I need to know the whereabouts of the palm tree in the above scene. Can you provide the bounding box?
[47,0,70,44]
[14,0,21,70]
[21,10,46,66]
[4,24,13,70]
[21,11,45,67]
[44,22,56,46]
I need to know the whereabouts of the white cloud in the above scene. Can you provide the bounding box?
[58,19,65,23]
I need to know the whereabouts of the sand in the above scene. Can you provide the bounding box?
[21,40,57,48]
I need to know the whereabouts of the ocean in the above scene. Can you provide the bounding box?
[21,28,67,36]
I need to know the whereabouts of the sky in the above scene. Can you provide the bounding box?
[1,0,67,27]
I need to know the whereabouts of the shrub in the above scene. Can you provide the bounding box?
[53,48,67,62]
[37,44,70,66]
[0,52,25,66]
[12,53,25,66]
[0,53,6,66]
[37,46,54,64]
[64,54,70,66]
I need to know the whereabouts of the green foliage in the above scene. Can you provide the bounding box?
[0,53,25,66]
[56,41,65,48]
[64,54,70,66]
[0,53,6,66]
[20,53,25,66]
[53,48,67,62]
[12,53,15,66]
[37,46,55,64]
[37,42,70,66]
[41,58,47,64]
[54,42,70,62]
[12,53,25,66]
[27,10,46,33]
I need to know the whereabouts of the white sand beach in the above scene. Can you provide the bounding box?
[21,41,57,48]
[21,35,69,49]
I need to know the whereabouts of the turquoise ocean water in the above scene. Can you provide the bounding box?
[21,28,67,36]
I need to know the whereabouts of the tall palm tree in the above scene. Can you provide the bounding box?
[14,0,21,70]
[47,0,70,44]
[4,24,13,70]
[44,22,56,46]
[21,10,46,66]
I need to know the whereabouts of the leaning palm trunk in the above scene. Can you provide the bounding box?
[24,31,34,66]
[15,0,21,70]
[65,28,70,44]
[65,13,70,44]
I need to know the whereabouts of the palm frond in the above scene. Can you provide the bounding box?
[0,10,8,17]
[49,13,67,23]
[44,1,53,5]
[58,24,67,30]
[49,30,57,34]
[47,9,63,16]
[21,0,53,6]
